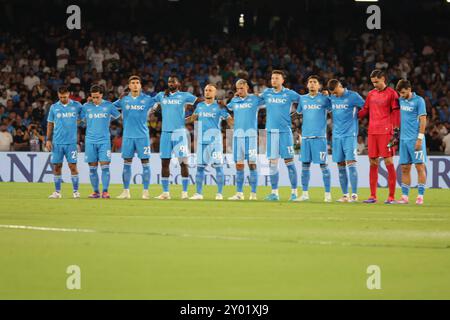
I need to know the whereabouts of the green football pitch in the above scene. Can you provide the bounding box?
[0,182,449,299]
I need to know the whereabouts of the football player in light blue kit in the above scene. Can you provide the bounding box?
[46,86,82,199]
[81,85,120,199]
[227,79,264,201]
[260,70,301,201]
[152,76,199,200]
[295,75,333,202]
[187,84,233,200]
[396,79,427,205]
[114,76,155,200]
[327,79,365,203]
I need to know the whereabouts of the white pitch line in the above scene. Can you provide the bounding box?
[0,224,96,233]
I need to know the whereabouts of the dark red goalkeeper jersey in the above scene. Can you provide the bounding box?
[358,86,400,135]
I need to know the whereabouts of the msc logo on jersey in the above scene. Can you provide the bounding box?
[88,113,108,119]
[57,112,76,118]
[235,103,253,109]
[162,99,181,105]
[199,112,216,118]
[333,104,348,110]
[268,98,287,104]
[401,105,414,112]
[126,104,145,111]
[304,104,321,110]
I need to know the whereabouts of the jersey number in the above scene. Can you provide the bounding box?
[320,152,326,161]
[415,151,424,161]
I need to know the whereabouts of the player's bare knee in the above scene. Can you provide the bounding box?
[369,158,379,166]
[141,159,149,165]
[89,162,98,167]
[68,164,78,175]
[284,158,294,165]
[236,163,245,171]
[180,161,189,177]
[415,163,425,172]
[384,157,394,166]
[346,160,356,166]
[53,164,63,175]
[124,158,133,164]
[401,164,411,174]
[248,163,257,171]
[338,161,346,167]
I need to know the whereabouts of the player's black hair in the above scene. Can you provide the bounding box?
[90,85,104,94]
[370,69,385,79]
[396,79,412,91]
[307,75,322,84]
[57,86,69,94]
[168,75,180,83]
[128,75,141,83]
[327,79,341,91]
[272,70,285,78]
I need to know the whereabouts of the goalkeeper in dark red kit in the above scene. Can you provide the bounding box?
[359,70,400,204]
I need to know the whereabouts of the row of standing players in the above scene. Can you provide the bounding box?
[46,70,427,204]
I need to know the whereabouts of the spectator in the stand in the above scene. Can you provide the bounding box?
[89,47,105,73]
[24,71,40,91]
[13,126,29,151]
[427,127,443,153]
[0,124,13,151]
[28,123,44,151]
[56,42,69,71]
[208,67,223,86]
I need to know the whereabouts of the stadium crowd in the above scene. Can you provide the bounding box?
[0,28,449,155]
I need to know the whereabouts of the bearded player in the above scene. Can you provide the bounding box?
[396,79,427,205]
[358,69,400,204]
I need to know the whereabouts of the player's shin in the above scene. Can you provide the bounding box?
[301,163,311,195]
[338,165,349,196]
[89,166,99,193]
[417,164,426,199]
[286,161,298,196]
[347,162,358,195]
[215,166,224,195]
[101,164,110,192]
[122,162,132,190]
[54,175,62,193]
[236,169,244,193]
[369,163,378,198]
[321,164,331,194]
[71,174,79,193]
[249,168,258,194]
[195,165,205,195]
[269,161,279,195]
[386,162,397,199]
[161,178,170,193]
[142,163,151,191]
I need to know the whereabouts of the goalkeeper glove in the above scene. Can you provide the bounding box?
[387,128,400,148]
